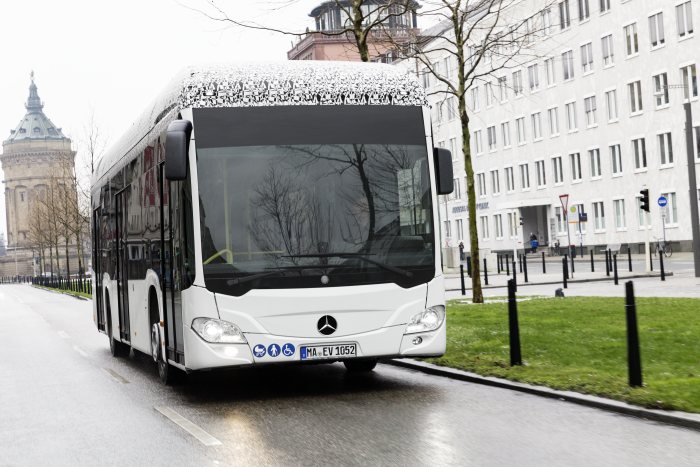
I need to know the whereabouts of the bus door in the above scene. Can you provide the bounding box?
[115,188,131,343]
[93,207,105,332]
[159,164,185,364]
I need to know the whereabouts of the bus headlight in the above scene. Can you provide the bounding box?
[191,318,247,344]
[404,306,445,334]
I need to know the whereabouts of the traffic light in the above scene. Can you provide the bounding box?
[640,189,650,212]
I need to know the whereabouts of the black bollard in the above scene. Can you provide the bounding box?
[507,279,522,366]
[483,258,489,285]
[625,281,643,387]
[590,250,595,273]
[542,251,546,274]
[605,250,610,276]
[659,252,665,281]
[649,251,653,271]
[518,254,523,273]
[628,247,633,272]
[497,254,501,274]
[523,255,529,283]
[512,260,517,292]
[506,256,510,275]
[467,256,472,277]
[460,265,466,295]
[613,254,619,285]
[562,256,568,288]
[571,250,575,275]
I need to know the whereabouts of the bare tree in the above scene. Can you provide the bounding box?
[184,0,419,62]
[396,0,554,302]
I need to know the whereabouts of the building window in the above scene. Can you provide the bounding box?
[444,220,452,238]
[508,212,517,238]
[589,148,602,177]
[600,0,610,14]
[632,137,647,169]
[471,87,480,111]
[560,0,571,29]
[610,144,623,174]
[480,215,490,240]
[487,126,497,150]
[649,12,665,48]
[501,122,511,147]
[578,0,590,21]
[653,73,669,107]
[494,214,504,239]
[542,8,553,35]
[485,82,494,107]
[520,163,531,189]
[555,207,566,234]
[536,160,547,187]
[531,112,543,140]
[446,97,457,120]
[681,64,698,100]
[658,132,674,165]
[20,192,25,202]
[565,101,577,131]
[453,178,462,199]
[528,64,540,92]
[581,42,593,73]
[505,166,515,192]
[614,199,627,230]
[584,95,597,127]
[491,170,501,195]
[637,196,652,228]
[676,1,694,38]
[477,173,487,197]
[695,126,700,159]
[624,23,639,56]
[562,50,575,80]
[601,34,614,66]
[456,219,464,240]
[552,156,564,184]
[449,137,458,160]
[605,89,618,121]
[474,130,483,154]
[513,70,524,96]
[593,201,606,230]
[577,203,587,233]
[545,57,556,86]
[498,76,508,102]
[548,107,560,136]
[661,192,678,225]
[628,80,643,114]
[516,117,526,144]
[570,152,582,181]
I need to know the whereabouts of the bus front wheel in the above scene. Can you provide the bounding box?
[151,323,180,385]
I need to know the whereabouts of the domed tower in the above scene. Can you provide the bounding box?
[1,73,76,249]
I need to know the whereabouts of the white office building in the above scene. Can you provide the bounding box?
[414,0,700,255]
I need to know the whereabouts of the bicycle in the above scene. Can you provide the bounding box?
[654,238,673,258]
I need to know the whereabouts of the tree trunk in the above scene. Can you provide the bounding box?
[461,111,483,303]
[351,0,370,62]
[65,239,71,279]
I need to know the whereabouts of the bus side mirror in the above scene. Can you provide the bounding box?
[433,148,454,195]
[165,120,193,181]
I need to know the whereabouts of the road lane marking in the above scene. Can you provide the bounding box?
[72,345,88,358]
[155,406,222,447]
[103,368,129,384]
[58,331,70,339]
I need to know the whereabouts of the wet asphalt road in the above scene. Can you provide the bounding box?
[1,284,699,466]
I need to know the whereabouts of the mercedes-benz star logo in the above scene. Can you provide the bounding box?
[317,315,337,335]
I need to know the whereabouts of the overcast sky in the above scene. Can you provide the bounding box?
[0,0,325,239]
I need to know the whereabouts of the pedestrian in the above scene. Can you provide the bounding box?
[458,241,465,261]
[554,239,560,256]
[529,233,538,254]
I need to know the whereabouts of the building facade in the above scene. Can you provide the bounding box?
[288,0,420,61]
[417,0,700,255]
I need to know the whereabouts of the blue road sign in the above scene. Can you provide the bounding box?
[253,344,266,358]
[268,343,281,357]
[282,343,295,357]
[658,196,668,207]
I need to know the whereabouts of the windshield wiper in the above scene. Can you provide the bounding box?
[227,270,286,286]
[281,253,413,278]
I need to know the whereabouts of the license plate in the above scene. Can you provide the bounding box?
[300,343,357,360]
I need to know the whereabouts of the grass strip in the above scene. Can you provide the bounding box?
[33,284,92,300]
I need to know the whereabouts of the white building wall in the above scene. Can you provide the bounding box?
[408,0,700,254]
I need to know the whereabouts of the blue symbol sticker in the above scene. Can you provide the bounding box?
[253,344,266,358]
[267,343,281,358]
[300,347,307,359]
[282,343,295,357]
[658,196,668,207]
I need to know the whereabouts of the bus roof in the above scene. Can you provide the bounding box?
[93,61,426,185]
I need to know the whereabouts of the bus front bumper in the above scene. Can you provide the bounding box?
[183,322,446,371]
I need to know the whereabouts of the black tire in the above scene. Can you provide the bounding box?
[106,293,128,357]
[344,359,378,373]
[151,322,181,385]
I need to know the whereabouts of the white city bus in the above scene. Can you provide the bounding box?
[91,62,453,384]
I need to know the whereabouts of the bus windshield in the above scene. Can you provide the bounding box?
[194,107,435,296]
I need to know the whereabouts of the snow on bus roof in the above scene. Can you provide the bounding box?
[93,61,426,184]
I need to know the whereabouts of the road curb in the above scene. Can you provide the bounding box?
[386,358,700,432]
[444,272,674,290]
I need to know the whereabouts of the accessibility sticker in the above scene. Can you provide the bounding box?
[282,343,295,357]
[267,343,281,358]
[253,344,266,358]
